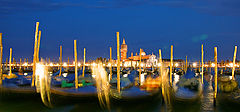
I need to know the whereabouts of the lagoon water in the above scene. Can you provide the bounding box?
[0,74,240,112]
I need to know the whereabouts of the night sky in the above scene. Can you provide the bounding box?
[0,0,240,62]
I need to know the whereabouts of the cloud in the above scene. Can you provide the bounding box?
[0,0,77,15]
[91,0,240,16]
[1,0,240,16]
[150,0,240,16]
[192,34,208,42]
[0,0,149,14]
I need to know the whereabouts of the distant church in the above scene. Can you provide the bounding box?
[119,38,184,67]
[121,38,127,61]
[120,38,153,62]
[120,38,152,62]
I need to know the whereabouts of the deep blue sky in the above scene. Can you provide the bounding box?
[0,0,240,62]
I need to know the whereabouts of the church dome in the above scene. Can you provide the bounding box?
[141,51,146,56]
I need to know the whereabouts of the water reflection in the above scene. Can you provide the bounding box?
[36,63,52,107]
[62,73,68,78]
[201,74,214,112]
[91,63,110,110]
[173,73,179,92]
[161,68,173,112]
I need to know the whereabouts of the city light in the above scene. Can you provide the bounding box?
[49,63,53,66]
[63,62,67,67]
[175,63,179,67]
[229,63,233,67]
[23,63,28,66]
[211,63,215,67]
[193,63,197,67]
[92,63,97,67]
[124,63,128,67]
[107,63,111,67]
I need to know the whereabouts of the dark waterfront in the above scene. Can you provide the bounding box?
[1,71,240,112]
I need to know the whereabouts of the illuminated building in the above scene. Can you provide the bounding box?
[121,38,127,61]
[116,38,184,67]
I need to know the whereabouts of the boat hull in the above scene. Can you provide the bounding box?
[0,86,39,101]
[50,87,98,106]
[110,87,162,103]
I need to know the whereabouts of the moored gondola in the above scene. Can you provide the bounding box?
[217,74,240,106]
[172,68,203,102]
[109,70,162,103]
[0,72,39,101]
[49,69,99,106]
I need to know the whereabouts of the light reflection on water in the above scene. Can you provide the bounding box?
[201,74,214,112]
[140,73,146,85]
[62,73,68,78]
[173,73,179,92]
[91,63,110,110]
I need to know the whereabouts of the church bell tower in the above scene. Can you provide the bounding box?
[121,38,127,61]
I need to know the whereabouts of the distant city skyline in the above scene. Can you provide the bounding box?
[0,0,240,62]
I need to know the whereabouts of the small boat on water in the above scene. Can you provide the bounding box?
[222,68,240,76]
[217,74,240,105]
[50,69,98,105]
[172,68,203,102]
[109,70,161,103]
[0,72,38,100]
[174,68,185,76]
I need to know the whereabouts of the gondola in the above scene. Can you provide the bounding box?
[169,68,203,111]
[217,74,240,107]
[172,68,203,102]
[49,69,98,106]
[109,70,162,103]
[0,72,39,101]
